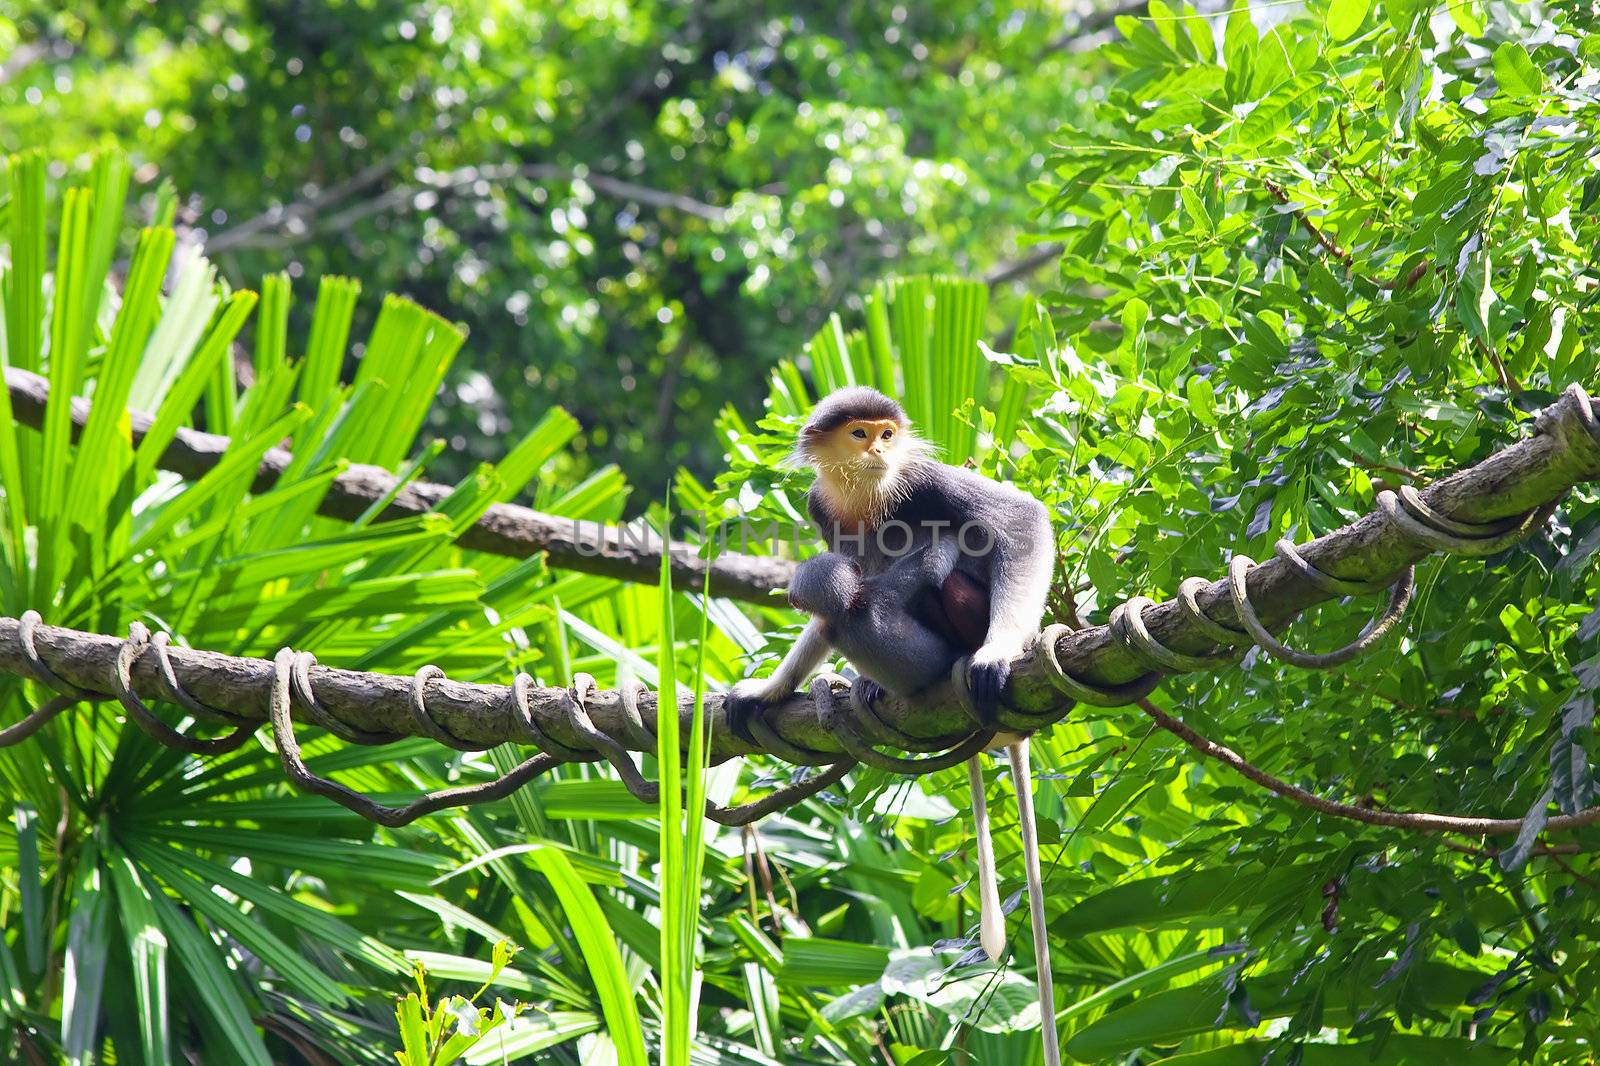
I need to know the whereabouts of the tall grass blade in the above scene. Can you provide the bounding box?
[657,496,685,1063]
[106,845,170,1066]
[299,274,361,413]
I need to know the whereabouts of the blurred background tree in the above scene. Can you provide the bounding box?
[0,0,1112,490]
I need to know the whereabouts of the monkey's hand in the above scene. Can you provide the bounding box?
[725,678,786,746]
[965,640,1022,721]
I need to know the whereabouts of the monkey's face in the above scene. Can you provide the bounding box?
[814,418,903,477]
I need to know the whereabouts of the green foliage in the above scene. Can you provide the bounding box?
[0,146,761,1064]
[1007,0,1600,1059]
[710,0,1600,1061]
[655,515,715,1066]
[395,941,524,1066]
[0,0,1095,488]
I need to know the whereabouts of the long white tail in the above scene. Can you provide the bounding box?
[1008,738,1060,1066]
[966,755,1006,962]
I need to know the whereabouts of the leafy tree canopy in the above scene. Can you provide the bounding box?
[0,0,1095,488]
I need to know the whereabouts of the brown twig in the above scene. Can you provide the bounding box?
[984,244,1063,288]
[1477,337,1524,395]
[1549,853,1600,887]
[1264,178,1353,264]
[1439,837,1582,859]
[1338,444,1424,483]
[1137,697,1600,844]
[1262,179,1430,295]
[744,825,789,937]
[1380,259,1431,292]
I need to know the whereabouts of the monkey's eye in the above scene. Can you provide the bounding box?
[851,428,868,440]
[881,428,894,440]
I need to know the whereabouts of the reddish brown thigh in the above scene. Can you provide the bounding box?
[941,570,990,653]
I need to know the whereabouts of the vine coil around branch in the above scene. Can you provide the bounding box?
[267,654,864,828]
[265,649,866,827]
[1,611,862,829]
[814,674,996,774]
[0,385,1585,837]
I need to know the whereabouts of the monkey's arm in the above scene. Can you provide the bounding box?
[725,616,833,743]
[874,536,961,603]
[967,494,1054,707]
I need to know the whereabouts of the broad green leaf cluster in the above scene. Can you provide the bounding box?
[712,0,1600,1061]
[0,148,764,1064]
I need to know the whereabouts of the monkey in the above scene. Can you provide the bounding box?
[783,541,1010,1000]
[726,386,1059,1064]
[727,386,1054,721]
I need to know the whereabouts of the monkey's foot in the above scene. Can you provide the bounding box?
[723,694,762,746]
[850,676,886,712]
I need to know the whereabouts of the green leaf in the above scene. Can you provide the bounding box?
[1156,1035,1514,1065]
[1057,947,1250,1026]
[134,844,351,1006]
[13,804,43,972]
[1326,0,1372,41]
[1492,42,1542,98]
[105,847,170,1066]
[1067,966,1490,1061]
[1055,864,1326,938]
[396,993,430,1066]
[123,836,406,974]
[1235,74,1320,147]
[146,886,271,1066]
[1448,0,1485,36]
[778,938,891,986]
[521,846,647,1066]
[61,844,109,1066]
[461,1012,601,1065]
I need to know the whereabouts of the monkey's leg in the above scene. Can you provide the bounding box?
[966,755,1006,962]
[1007,738,1060,1066]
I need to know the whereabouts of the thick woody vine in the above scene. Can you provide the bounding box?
[4,382,1600,865]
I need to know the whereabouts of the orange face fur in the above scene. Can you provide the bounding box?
[809,418,913,526]
[812,418,901,471]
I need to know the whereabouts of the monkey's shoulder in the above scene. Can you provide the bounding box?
[897,462,1044,522]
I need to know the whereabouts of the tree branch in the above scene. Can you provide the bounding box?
[201,148,412,255]
[1263,178,1353,264]
[1039,0,1152,56]
[1135,697,1600,837]
[5,383,1600,847]
[3,366,795,604]
[0,41,49,86]
[202,160,731,254]
[984,243,1063,288]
